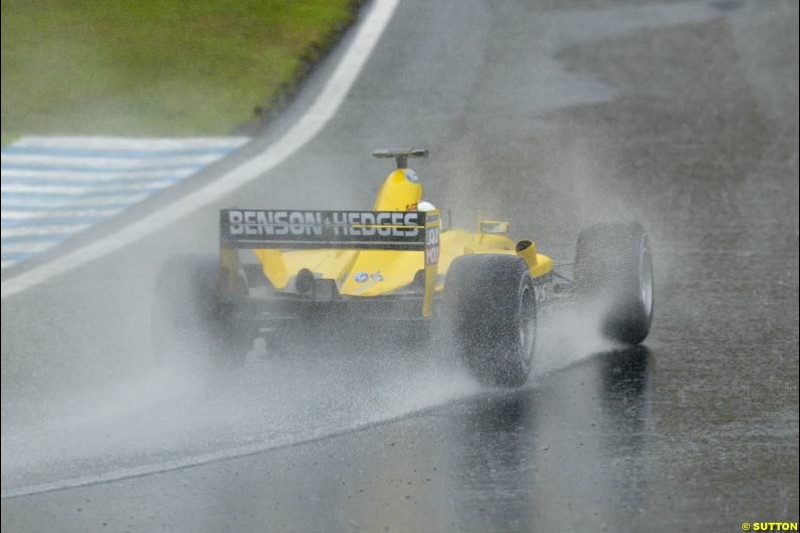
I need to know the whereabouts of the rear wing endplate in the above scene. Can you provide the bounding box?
[220,208,441,316]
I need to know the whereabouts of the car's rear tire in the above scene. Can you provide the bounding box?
[445,254,536,388]
[573,222,654,344]
[151,253,252,369]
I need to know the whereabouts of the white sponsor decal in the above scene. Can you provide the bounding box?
[226,210,421,239]
[425,226,440,266]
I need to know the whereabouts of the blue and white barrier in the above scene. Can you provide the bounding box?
[1,136,249,269]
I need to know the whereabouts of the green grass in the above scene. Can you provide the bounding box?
[1,0,356,144]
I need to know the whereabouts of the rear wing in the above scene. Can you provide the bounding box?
[220,208,441,316]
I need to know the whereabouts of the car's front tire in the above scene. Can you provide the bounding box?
[445,254,536,388]
[573,222,654,344]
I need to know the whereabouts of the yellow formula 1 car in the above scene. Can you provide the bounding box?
[152,149,654,387]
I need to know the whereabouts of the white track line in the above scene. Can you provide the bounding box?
[12,137,250,150]
[3,168,197,181]
[1,182,172,195]
[1,242,61,254]
[1,225,93,239]
[2,208,124,221]
[1,154,220,169]
[1,194,149,209]
[1,0,400,299]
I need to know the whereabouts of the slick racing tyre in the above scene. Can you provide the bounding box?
[573,222,654,345]
[151,253,252,368]
[445,254,536,388]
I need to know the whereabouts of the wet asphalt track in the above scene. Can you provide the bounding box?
[1,0,798,531]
